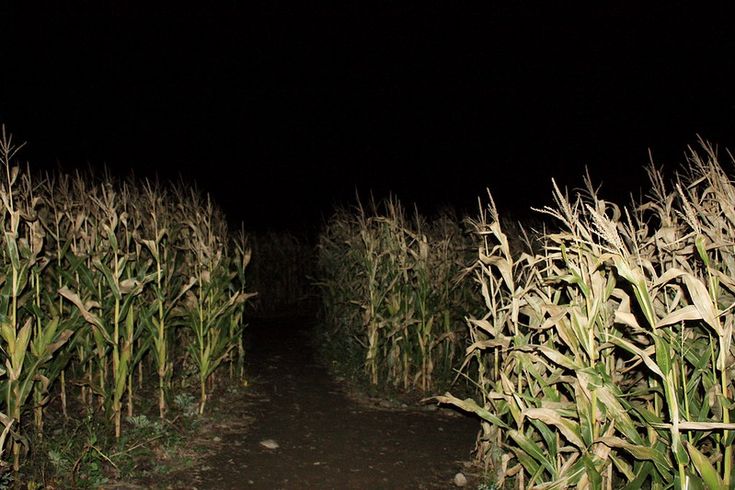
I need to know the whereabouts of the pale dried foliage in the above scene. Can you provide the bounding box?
[437,142,735,489]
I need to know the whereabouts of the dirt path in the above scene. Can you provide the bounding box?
[181,314,479,489]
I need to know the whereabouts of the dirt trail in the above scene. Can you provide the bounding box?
[186,314,479,489]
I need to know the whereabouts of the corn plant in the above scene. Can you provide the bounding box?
[0,129,75,471]
[229,226,253,380]
[181,191,252,414]
[439,144,735,489]
[138,181,192,418]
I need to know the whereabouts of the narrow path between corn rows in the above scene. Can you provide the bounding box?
[185,313,478,490]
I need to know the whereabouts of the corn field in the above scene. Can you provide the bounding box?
[0,128,254,473]
[316,144,735,488]
[316,198,478,392]
[434,143,735,488]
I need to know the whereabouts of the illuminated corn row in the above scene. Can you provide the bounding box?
[439,143,735,488]
[0,128,254,471]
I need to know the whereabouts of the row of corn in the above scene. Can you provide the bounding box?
[0,128,254,473]
[316,198,478,393]
[317,144,735,488]
[437,144,735,488]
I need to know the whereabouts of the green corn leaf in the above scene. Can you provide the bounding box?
[14,264,29,297]
[694,234,710,268]
[509,445,541,480]
[613,257,656,329]
[106,226,118,252]
[508,429,556,478]
[93,259,121,301]
[114,357,129,401]
[13,319,33,375]
[5,232,20,271]
[685,440,724,490]
[529,418,558,460]
[620,462,654,490]
[594,383,643,445]
[653,334,671,376]
[581,454,602,489]
[0,322,15,354]
[39,317,60,349]
[575,382,594,447]
[609,452,635,482]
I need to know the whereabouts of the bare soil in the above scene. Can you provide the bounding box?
[165,314,480,489]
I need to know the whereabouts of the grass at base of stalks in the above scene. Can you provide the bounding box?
[7,382,207,488]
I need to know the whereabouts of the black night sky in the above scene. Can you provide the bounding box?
[2,3,735,231]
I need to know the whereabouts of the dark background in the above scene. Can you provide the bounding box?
[2,3,734,230]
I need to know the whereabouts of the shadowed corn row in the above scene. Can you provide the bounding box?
[317,198,478,393]
[0,128,254,471]
[438,142,735,488]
